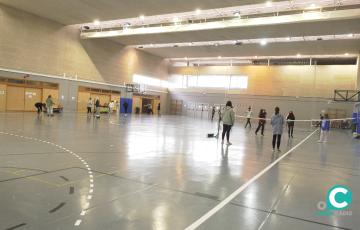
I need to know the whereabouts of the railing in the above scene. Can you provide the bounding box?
[334,90,360,102]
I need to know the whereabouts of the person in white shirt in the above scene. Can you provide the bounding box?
[87,98,93,114]
[245,107,253,128]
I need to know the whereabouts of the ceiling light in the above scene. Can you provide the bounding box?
[297,53,301,57]
[196,9,202,15]
[260,39,267,46]
[150,44,154,47]
[218,56,222,59]
[214,43,219,46]
[189,43,193,46]
[348,33,354,37]
[173,17,180,23]
[185,57,188,60]
[93,20,100,25]
[266,1,272,7]
[254,56,258,59]
[139,15,145,20]
[345,53,349,56]
[286,37,290,41]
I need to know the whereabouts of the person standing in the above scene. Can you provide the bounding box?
[255,109,267,136]
[318,113,330,143]
[286,111,296,138]
[46,95,55,117]
[211,106,216,121]
[123,101,129,114]
[95,98,100,118]
[271,107,285,152]
[157,103,161,115]
[87,98,93,114]
[245,106,253,128]
[148,103,153,114]
[221,101,235,145]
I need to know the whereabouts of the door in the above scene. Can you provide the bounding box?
[132,96,142,114]
[78,91,91,112]
[0,84,6,112]
[24,88,42,111]
[6,86,25,111]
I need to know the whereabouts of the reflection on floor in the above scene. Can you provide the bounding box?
[0,113,359,230]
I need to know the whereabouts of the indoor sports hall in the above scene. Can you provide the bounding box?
[0,1,360,230]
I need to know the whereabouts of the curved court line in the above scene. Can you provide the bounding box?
[0,131,93,227]
[185,129,319,230]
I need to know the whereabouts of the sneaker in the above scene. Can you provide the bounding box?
[277,149,281,152]
[227,142,232,145]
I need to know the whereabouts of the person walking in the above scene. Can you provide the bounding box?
[318,113,330,143]
[245,106,253,128]
[46,95,55,116]
[95,98,100,118]
[87,98,93,114]
[286,111,296,138]
[255,109,267,136]
[221,101,235,145]
[271,107,285,152]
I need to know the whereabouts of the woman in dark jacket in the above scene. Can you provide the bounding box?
[255,109,267,136]
[286,111,296,138]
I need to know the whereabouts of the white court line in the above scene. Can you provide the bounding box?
[185,129,318,230]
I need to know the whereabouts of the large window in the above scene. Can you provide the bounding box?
[133,74,170,88]
[169,75,248,89]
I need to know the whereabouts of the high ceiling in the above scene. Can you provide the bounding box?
[0,0,278,25]
[1,0,360,61]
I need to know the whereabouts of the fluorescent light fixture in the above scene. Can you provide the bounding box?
[345,53,349,56]
[260,39,267,46]
[196,9,202,15]
[218,56,222,59]
[93,20,100,25]
[297,53,301,57]
[286,37,291,41]
[139,15,145,20]
[348,33,354,37]
[266,1,272,7]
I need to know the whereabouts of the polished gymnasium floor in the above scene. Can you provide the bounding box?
[0,113,359,230]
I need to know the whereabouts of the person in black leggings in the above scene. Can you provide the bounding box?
[286,111,295,138]
[270,107,285,152]
[221,101,235,145]
[255,109,267,136]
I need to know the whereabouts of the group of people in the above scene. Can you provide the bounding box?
[87,97,102,118]
[219,101,331,151]
[34,95,55,116]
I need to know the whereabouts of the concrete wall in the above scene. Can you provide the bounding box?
[0,4,169,85]
[170,65,357,98]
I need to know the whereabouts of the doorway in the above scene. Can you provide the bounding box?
[141,98,154,114]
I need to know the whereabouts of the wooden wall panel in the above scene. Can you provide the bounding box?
[78,92,91,112]
[0,84,6,111]
[24,88,42,111]
[6,86,24,111]
[170,65,357,98]
[42,88,59,105]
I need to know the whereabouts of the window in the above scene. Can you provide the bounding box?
[133,74,170,88]
[169,75,248,89]
[230,76,248,89]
